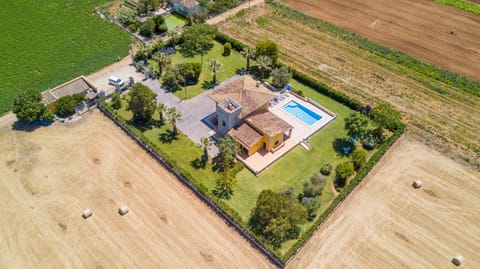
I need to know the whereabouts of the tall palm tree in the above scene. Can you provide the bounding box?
[208,58,223,84]
[166,107,182,135]
[256,55,272,79]
[157,103,166,122]
[152,52,171,76]
[200,137,213,162]
[241,47,256,73]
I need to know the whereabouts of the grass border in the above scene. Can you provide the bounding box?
[432,0,480,16]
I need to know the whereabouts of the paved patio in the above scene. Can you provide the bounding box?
[239,93,336,174]
[141,78,219,156]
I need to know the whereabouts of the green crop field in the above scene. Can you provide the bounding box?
[0,0,130,116]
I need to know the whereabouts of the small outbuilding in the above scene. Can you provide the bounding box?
[119,205,130,216]
[452,255,464,266]
[82,208,92,219]
[412,180,423,189]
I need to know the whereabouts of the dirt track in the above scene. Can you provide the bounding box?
[0,111,273,268]
[288,138,480,268]
[282,0,480,81]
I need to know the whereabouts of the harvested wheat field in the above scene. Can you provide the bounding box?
[0,111,273,269]
[219,2,480,170]
[288,137,480,268]
[282,0,480,80]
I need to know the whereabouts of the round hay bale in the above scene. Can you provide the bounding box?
[412,180,423,189]
[119,205,129,216]
[452,255,464,266]
[82,208,92,219]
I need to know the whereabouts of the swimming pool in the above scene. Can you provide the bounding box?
[282,100,322,126]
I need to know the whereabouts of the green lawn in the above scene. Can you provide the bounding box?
[0,0,130,116]
[158,42,246,99]
[111,76,370,255]
[115,96,220,191]
[164,14,186,31]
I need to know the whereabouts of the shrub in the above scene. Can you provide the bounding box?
[271,66,292,89]
[370,103,402,131]
[255,40,279,64]
[111,92,121,110]
[56,94,85,117]
[129,22,139,32]
[362,136,376,150]
[223,42,232,56]
[350,149,367,170]
[303,173,326,198]
[302,197,321,221]
[177,62,201,84]
[140,18,155,37]
[335,161,354,180]
[320,163,333,175]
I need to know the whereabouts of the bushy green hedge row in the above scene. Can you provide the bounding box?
[282,124,405,264]
[433,0,480,15]
[269,1,480,97]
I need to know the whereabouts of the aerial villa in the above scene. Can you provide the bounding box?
[209,75,336,174]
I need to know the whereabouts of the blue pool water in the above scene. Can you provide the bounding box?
[282,100,322,126]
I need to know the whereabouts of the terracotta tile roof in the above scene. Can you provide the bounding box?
[228,123,263,148]
[209,76,276,118]
[247,111,293,137]
[174,0,199,8]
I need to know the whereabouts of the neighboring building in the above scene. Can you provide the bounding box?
[171,0,200,16]
[209,75,293,156]
[41,76,98,105]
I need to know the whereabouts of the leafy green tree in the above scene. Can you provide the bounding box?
[181,24,217,65]
[303,173,326,198]
[249,190,307,248]
[152,52,171,76]
[166,107,182,135]
[152,15,167,34]
[140,18,155,37]
[350,149,367,170]
[200,137,212,162]
[162,67,183,92]
[208,58,223,84]
[12,91,53,123]
[138,0,160,13]
[320,162,333,176]
[223,42,232,56]
[344,112,370,139]
[302,197,320,221]
[56,94,85,117]
[241,47,256,73]
[177,62,201,84]
[271,66,292,89]
[111,92,121,110]
[256,55,272,79]
[127,83,157,122]
[370,103,402,131]
[335,161,355,180]
[255,40,279,64]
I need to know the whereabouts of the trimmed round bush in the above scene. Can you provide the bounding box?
[320,163,333,175]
